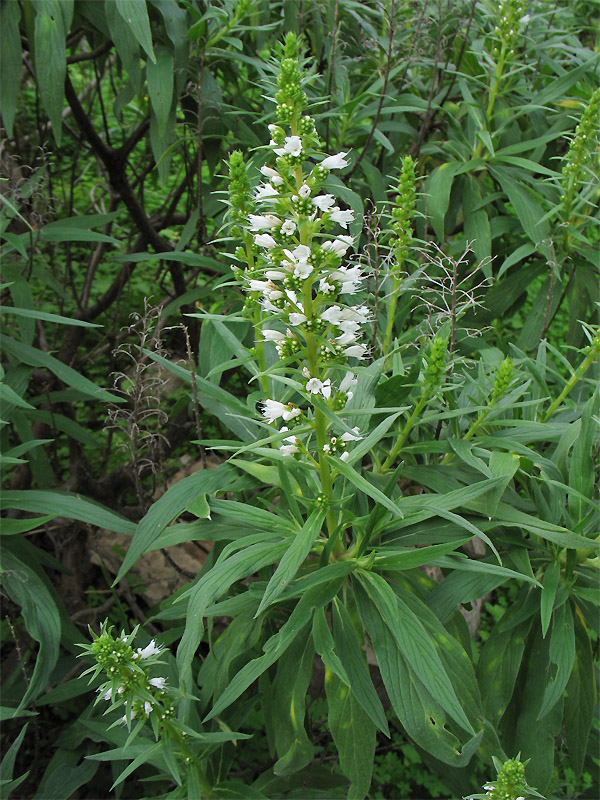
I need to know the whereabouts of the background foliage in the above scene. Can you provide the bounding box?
[1,1,599,798]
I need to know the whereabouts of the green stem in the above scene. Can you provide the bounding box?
[440,407,491,466]
[382,261,403,365]
[541,346,599,423]
[382,390,430,470]
[473,44,506,159]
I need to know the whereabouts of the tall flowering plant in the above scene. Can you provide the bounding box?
[226,33,369,545]
[76,30,600,800]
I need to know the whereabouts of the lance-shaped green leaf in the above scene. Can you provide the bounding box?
[255,508,326,616]
[177,539,289,692]
[356,571,473,734]
[325,671,376,800]
[204,581,341,722]
[2,549,61,711]
[354,580,482,765]
[537,602,575,720]
[116,464,233,580]
[0,490,135,535]
[33,0,66,145]
[0,1,22,137]
[564,612,595,776]
[115,0,155,62]
[0,337,121,404]
[540,561,561,637]
[331,598,389,736]
[328,456,403,520]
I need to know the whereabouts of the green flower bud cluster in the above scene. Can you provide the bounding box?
[276,33,308,123]
[227,150,253,225]
[424,335,448,393]
[561,87,600,219]
[391,156,416,261]
[482,756,529,800]
[79,621,173,735]
[491,0,527,61]
[490,357,513,405]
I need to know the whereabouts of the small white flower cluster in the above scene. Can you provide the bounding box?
[229,41,370,468]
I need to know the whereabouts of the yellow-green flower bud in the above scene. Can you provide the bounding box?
[490,357,513,405]
[424,335,448,392]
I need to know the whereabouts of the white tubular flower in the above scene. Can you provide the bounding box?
[248,279,268,293]
[340,427,362,442]
[294,261,312,279]
[306,378,323,394]
[280,444,299,456]
[281,220,296,236]
[249,214,281,231]
[339,371,357,394]
[275,135,303,157]
[292,244,311,261]
[149,677,166,689]
[312,194,336,212]
[321,379,332,399]
[260,165,281,181]
[262,400,301,423]
[321,151,350,169]
[321,305,344,325]
[144,701,153,716]
[136,640,161,659]
[254,233,277,249]
[299,184,311,198]
[344,344,368,359]
[340,451,350,462]
[336,331,358,346]
[262,329,286,342]
[265,270,287,280]
[319,279,336,294]
[288,312,307,326]
[101,688,112,701]
[321,235,354,256]
[330,208,355,229]
[255,183,279,200]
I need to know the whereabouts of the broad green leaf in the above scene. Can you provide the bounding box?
[342,411,404,467]
[0,489,135,535]
[0,2,22,136]
[329,456,403,520]
[117,464,233,580]
[356,571,473,734]
[373,538,471,570]
[325,671,375,800]
[33,0,66,145]
[105,0,142,92]
[186,493,211,520]
[256,508,326,615]
[476,615,533,724]
[564,611,595,776]
[0,307,101,327]
[204,582,340,721]
[115,0,155,62]
[510,627,564,792]
[1,550,60,711]
[537,602,575,720]
[540,561,561,637]
[34,748,98,800]
[312,608,348,686]
[490,167,550,247]
[0,336,121,404]
[463,175,491,270]
[354,581,482,765]
[0,383,35,410]
[331,598,389,736]
[177,539,289,691]
[426,162,461,241]
[210,498,296,534]
[0,723,29,786]
[272,631,314,776]
[487,451,520,516]
[0,516,54,536]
